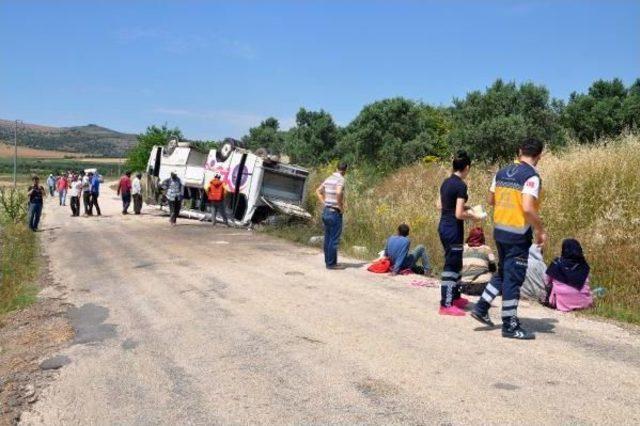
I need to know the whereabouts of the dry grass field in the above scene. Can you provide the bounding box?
[0,142,86,159]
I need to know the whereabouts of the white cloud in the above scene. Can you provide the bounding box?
[152,107,294,135]
[114,27,256,59]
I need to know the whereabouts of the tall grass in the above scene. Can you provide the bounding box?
[269,134,640,324]
[0,187,40,315]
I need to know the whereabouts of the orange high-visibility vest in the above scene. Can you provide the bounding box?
[207,179,225,202]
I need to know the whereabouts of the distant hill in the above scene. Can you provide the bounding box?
[0,119,137,157]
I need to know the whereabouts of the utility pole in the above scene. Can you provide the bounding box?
[13,119,18,188]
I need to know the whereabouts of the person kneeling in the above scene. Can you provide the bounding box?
[385,224,432,276]
[544,239,593,312]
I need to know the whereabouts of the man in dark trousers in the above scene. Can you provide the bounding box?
[117,171,132,214]
[471,138,546,340]
[206,174,229,226]
[161,172,183,225]
[315,163,348,270]
[81,171,92,215]
[132,172,143,214]
[437,151,481,316]
[89,172,101,216]
[27,175,46,231]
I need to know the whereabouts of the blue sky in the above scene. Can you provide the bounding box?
[1,0,638,140]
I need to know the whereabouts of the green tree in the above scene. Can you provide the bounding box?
[285,108,340,166]
[448,79,564,163]
[126,124,183,172]
[337,97,451,170]
[242,117,286,154]
[562,78,640,142]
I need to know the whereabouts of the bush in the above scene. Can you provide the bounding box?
[0,187,28,224]
[448,79,565,163]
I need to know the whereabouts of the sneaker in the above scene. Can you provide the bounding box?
[438,305,466,316]
[471,310,495,327]
[453,297,469,309]
[502,319,535,340]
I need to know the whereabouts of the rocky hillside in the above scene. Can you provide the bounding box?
[0,119,137,157]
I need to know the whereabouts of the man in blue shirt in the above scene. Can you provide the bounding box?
[385,224,431,276]
[89,172,101,216]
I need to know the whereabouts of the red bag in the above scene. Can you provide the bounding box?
[367,257,391,273]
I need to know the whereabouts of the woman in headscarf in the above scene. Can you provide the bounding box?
[544,239,593,312]
[460,227,496,296]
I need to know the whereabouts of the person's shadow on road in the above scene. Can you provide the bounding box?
[341,262,367,269]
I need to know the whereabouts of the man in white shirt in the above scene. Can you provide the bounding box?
[68,174,82,217]
[132,173,143,215]
[81,172,93,215]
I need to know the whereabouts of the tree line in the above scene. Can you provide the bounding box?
[127,78,640,171]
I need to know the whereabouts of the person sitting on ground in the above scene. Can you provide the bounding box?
[385,223,432,276]
[521,244,547,302]
[460,227,496,296]
[544,239,593,312]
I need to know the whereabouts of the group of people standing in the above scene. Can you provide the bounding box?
[46,171,102,218]
[318,138,593,341]
[116,171,144,215]
[28,171,104,232]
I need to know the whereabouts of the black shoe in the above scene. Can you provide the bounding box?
[326,264,346,270]
[471,310,495,327]
[502,324,536,340]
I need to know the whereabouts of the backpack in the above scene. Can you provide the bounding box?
[367,257,391,273]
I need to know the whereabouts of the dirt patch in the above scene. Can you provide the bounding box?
[0,259,74,425]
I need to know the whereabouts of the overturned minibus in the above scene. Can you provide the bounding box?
[145,139,312,225]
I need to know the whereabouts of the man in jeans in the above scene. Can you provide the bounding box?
[385,224,432,276]
[56,174,68,206]
[315,163,347,270]
[471,138,547,340]
[161,172,183,225]
[117,171,132,214]
[27,176,46,231]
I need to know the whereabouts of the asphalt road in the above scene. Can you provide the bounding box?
[21,186,640,425]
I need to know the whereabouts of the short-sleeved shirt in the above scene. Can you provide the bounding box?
[490,174,540,199]
[68,181,82,197]
[322,172,345,210]
[439,174,468,227]
[28,185,45,203]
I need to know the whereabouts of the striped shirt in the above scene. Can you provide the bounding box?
[322,172,345,209]
[461,244,495,284]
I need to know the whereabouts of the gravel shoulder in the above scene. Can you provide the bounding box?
[15,186,640,424]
